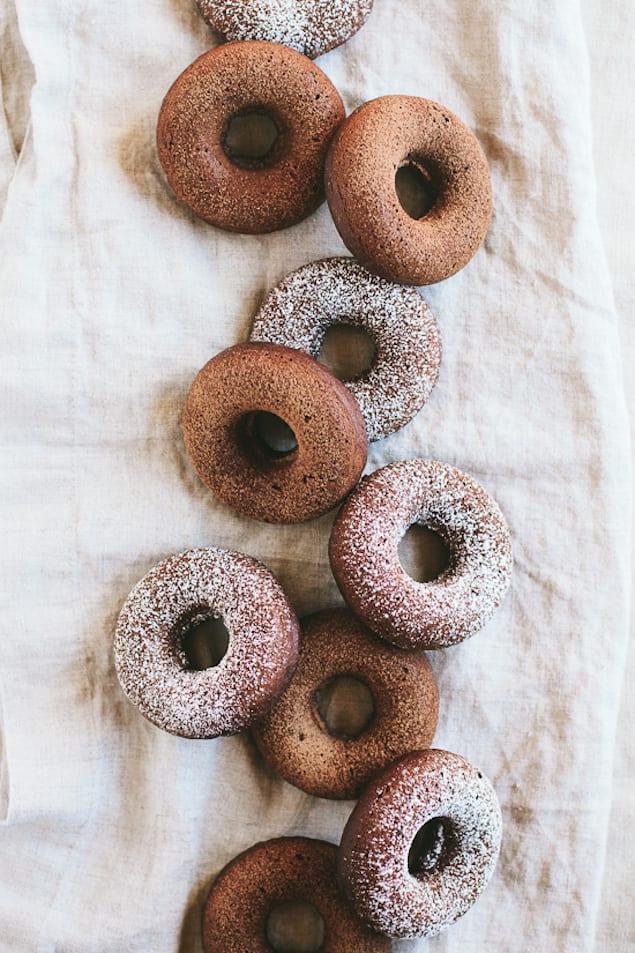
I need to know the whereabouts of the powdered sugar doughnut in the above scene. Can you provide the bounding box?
[250,258,442,442]
[329,459,512,649]
[114,548,299,738]
[203,837,389,952]
[253,608,438,799]
[195,0,374,60]
[338,749,503,938]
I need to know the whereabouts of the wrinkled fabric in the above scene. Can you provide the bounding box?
[0,0,632,950]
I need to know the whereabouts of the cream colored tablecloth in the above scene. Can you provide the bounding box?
[1,0,632,949]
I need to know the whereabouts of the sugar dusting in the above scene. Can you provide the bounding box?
[329,459,513,648]
[196,0,374,60]
[251,257,442,442]
[113,548,299,738]
[338,749,503,938]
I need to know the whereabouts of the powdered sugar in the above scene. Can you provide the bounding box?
[196,0,374,59]
[113,548,299,738]
[329,459,513,649]
[250,257,442,442]
[338,749,503,938]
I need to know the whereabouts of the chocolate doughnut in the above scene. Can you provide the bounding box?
[329,459,512,649]
[195,0,374,60]
[113,548,299,738]
[183,342,368,524]
[157,41,345,233]
[338,749,503,938]
[250,257,442,442]
[253,608,438,799]
[203,837,389,952]
[325,96,492,284]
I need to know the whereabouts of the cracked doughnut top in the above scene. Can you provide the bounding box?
[195,0,374,59]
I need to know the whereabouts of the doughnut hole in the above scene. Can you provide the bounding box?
[395,160,441,220]
[398,525,452,582]
[265,901,326,953]
[222,109,282,169]
[317,324,376,381]
[408,817,457,879]
[314,675,375,739]
[239,411,299,468]
[179,614,230,670]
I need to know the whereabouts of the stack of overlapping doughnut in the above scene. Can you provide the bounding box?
[114,1,513,947]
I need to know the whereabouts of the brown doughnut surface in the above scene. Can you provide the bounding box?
[183,342,368,523]
[325,95,492,285]
[203,837,389,952]
[329,459,512,649]
[253,608,438,799]
[196,0,374,60]
[157,41,345,233]
[113,548,299,738]
[338,749,503,938]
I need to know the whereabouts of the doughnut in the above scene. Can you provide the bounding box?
[250,257,442,442]
[183,342,368,524]
[329,459,512,649]
[202,837,389,952]
[338,749,503,938]
[325,96,493,285]
[195,0,374,60]
[253,608,438,799]
[113,548,299,738]
[156,41,345,234]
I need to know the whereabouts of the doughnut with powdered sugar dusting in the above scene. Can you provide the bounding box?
[196,0,374,59]
[329,459,512,649]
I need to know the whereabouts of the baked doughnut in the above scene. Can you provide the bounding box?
[325,96,492,285]
[157,41,345,233]
[253,608,438,799]
[329,459,512,649]
[338,749,503,938]
[113,548,299,738]
[203,837,389,952]
[250,257,442,442]
[183,342,368,524]
[195,0,374,60]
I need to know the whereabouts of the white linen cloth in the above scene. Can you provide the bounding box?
[0,0,632,949]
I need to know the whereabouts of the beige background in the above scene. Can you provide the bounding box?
[1,0,633,950]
